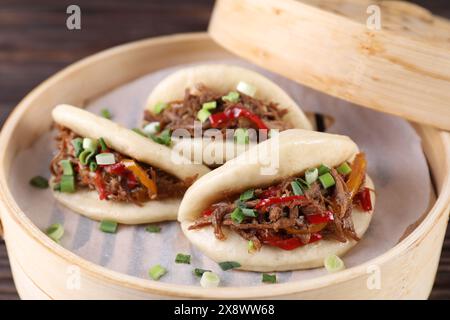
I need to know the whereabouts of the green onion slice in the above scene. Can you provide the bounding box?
[193,268,211,278]
[95,153,116,165]
[291,180,303,195]
[239,189,254,201]
[197,109,211,123]
[234,128,249,144]
[143,122,160,135]
[222,91,240,103]
[318,164,330,175]
[98,137,108,151]
[71,138,83,157]
[148,264,167,280]
[78,149,95,165]
[337,162,352,175]
[262,273,277,284]
[305,168,318,185]
[132,128,146,136]
[59,159,73,176]
[89,161,98,172]
[236,81,257,97]
[60,175,75,193]
[99,220,118,233]
[219,261,241,271]
[46,223,64,242]
[82,138,98,152]
[231,207,245,224]
[29,176,49,189]
[324,254,345,273]
[247,240,256,253]
[241,207,256,217]
[175,253,191,264]
[145,225,161,233]
[319,172,335,189]
[200,271,220,288]
[202,101,217,110]
[150,129,171,146]
[154,102,168,114]
[100,108,112,119]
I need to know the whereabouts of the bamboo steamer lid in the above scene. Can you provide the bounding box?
[208,0,450,131]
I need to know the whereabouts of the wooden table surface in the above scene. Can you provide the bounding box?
[0,0,449,300]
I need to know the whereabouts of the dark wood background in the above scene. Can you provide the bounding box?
[0,0,449,300]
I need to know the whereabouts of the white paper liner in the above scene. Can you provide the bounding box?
[9,59,432,287]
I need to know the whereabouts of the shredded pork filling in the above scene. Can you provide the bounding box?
[50,126,191,204]
[144,84,291,138]
[189,160,370,250]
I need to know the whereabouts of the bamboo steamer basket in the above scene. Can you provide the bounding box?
[0,2,449,300]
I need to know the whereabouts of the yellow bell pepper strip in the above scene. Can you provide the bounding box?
[346,152,367,200]
[121,159,158,197]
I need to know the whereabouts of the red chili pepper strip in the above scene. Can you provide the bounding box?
[126,172,138,189]
[357,187,372,211]
[263,233,322,250]
[94,170,108,200]
[258,186,280,199]
[105,163,126,175]
[209,105,269,130]
[306,211,334,224]
[202,207,214,217]
[255,195,307,210]
[208,112,229,127]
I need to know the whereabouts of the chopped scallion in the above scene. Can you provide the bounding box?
[89,161,98,172]
[231,207,245,224]
[234,128,249,144]
[296,178,310,189]
[222,91,240,103]
[239,189,254,201]
[154,102,168,114]
[98,137,108,151]
[59,159,73,176]
[100,108,112,119]
[29,176,49,189]
[291,180,303,195]
[46,223,64,242]
[150,129,171,146]
[305,168,318,185]
[236,81,257,97]
[71,138,83,157]
[193,268,211,277]
[145,225,161,233]
[319,172,335,189]
[95,153,116,165]
[200,271,220,288]
[318,164,330,175]
[60,175,75,193]
[337,162,352,175]
[132,128,146,136]
[324,254,345,273]
[262,273,277,284]
[202,101,217,110]
[248,240,256,253]
[78,149,95,165]
[241,207,256,217]
[143,122,160,135]
[148,264,167,280]
[82,138,98,152]
[99,220,118,233]
[197,108,211,123]
[218,261,241,271]
[175,253,191,264]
